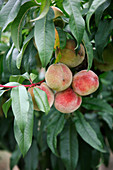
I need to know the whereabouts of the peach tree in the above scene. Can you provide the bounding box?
[0,0,113,169]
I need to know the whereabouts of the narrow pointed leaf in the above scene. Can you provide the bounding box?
[63,0,85,45]
[73,111,105,152]
[14,93,34,156]
[0,0,22,31]
[6,43,14,70]
[9,72,30,83]
[10,146,22,170]
[82,30,93,70]
[33,87,50,114]
[4,82,20,87]
[24,140,39,170]
[6,47,20,75]
[31,0,50,21]
[0,90,7,97]
[60,121,79,170]
[11,1,37,50]
[16,29,34,69]
[86,0,107,32]
[95,0,111,26]
[82,97,113,114]
[95,20,113,60]
[47,111,66,156]
[11,86,29,133]
[2,98,12,118]
[34,7,55,67]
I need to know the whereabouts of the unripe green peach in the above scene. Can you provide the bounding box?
[54,88,82,113]
[56,40,85,68]
[72,70,99,96]
[45,63,72,92]
[28,83,54,111]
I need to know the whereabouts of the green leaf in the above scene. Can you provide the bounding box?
[4,82,20,87]
[85,113,105,146]
[22,39,37,73]
[24,140,39,170]
[63,0,85,45]
[9,75,25,84]
[0,90,7,97]
[9,72,30,83]
[11,1,37,50]
[82,30,93,70]
[51,153,65,170]
[95,20,113,60]
[60,121,79,170]
[0,43,9,52]
[86,0,108,32]
[31,0,50,21]
[6,43,14,70]
[56,27,66,49]
[11,86,29,133]
[0,0,22,31]
[6,47,20,75]
[33,87,50,114]
[47,111,66,156]
[82,97,113,114]
[105,126,113,152]
[77,138,92,170]
[21,72,30,80]
[10,146,22,170]
[91,150,101,169]
[2,98,12,118]
[14,93,34,156]
[34,7,55,67]
[95,0,111,26]
[16,29,34,69]
[73,111,105,152]
[98,112,113,130]
[30,73,38,82]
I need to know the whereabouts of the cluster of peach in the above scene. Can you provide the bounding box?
[28,40,99,114]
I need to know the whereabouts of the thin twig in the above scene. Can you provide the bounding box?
[0,79,45,89]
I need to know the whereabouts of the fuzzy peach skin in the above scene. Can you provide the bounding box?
[72,70,99,96]
[28,83,54,111]
[56,40,85,68]
[54,88,82,113]
[45,63,72,92]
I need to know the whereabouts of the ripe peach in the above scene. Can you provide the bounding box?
[45,63,72,92]
[72,70,99,96]
[28,83,54,111]
[54,88,82,113]
[56,40,85,68]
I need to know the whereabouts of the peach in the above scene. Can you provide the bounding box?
[28,83,54,111]
[45,63,72,92]
[65,39,76,51]
[56,40,85,68]
[72,70,99,96]
[54,88,82,113]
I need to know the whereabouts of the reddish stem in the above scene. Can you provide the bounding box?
[0,79,45,89]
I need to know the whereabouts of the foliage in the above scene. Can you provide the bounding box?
[0,0,113,169]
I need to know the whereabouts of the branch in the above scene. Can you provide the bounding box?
[0,79,45,89]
